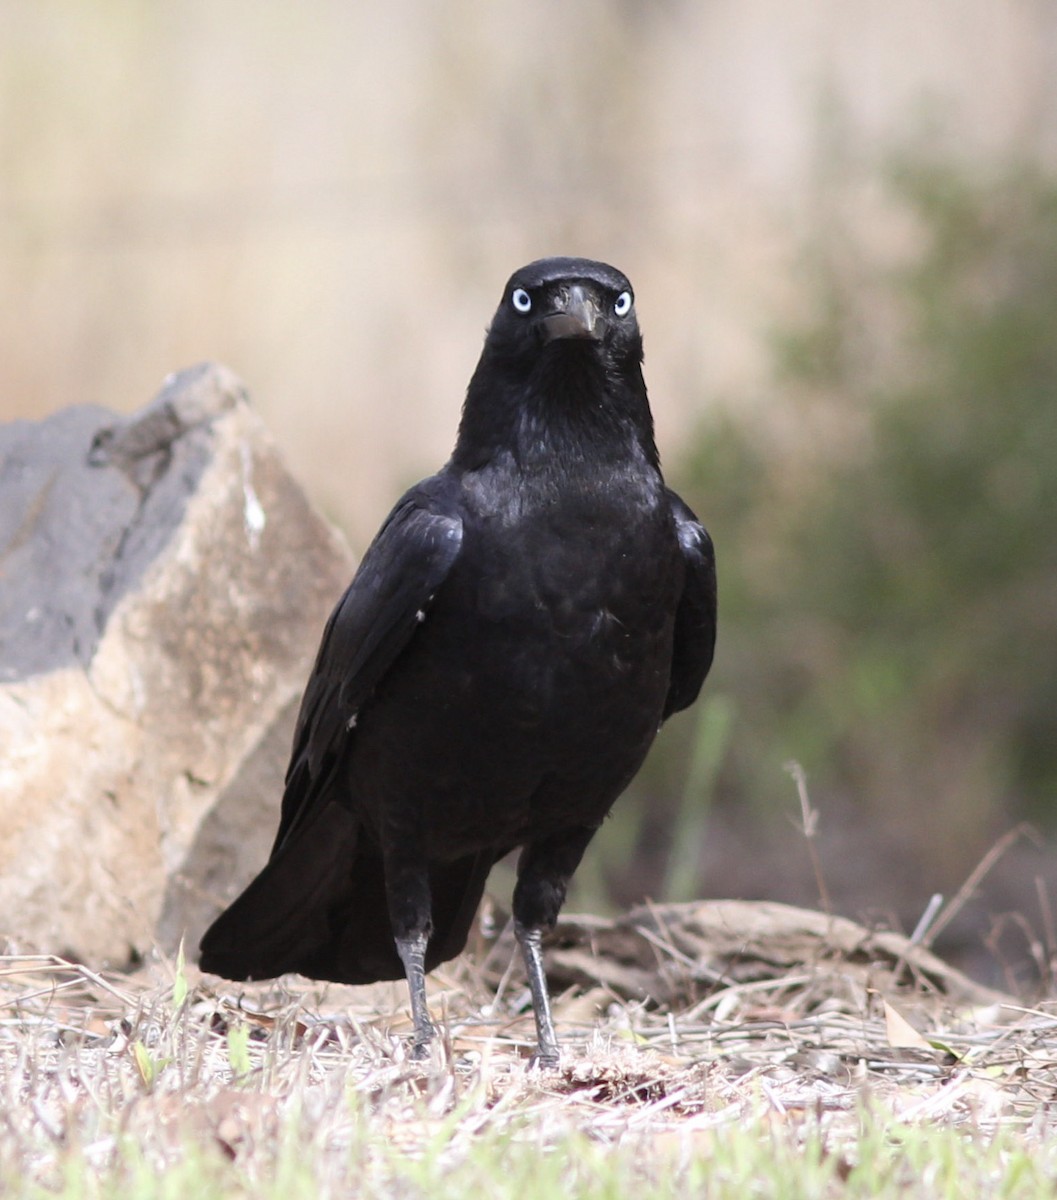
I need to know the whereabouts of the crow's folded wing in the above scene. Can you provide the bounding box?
[663,490,717,719]
[273,489,463,852]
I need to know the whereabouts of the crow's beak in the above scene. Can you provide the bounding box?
[541,285,603,342]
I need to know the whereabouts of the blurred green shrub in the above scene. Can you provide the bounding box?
[666,157,1057,892]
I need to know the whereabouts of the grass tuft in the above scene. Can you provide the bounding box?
[1,921,1055,1197]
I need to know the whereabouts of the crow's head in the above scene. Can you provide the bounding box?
[455,258,655,470]
[485,257,642,374]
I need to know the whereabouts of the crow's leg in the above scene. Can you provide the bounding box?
[513,921,559,1067]
[385,850,435,1060]
[513,826,598,1068]
[395,932,433,1060]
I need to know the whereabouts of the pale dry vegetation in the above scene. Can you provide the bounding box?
[3,897,1056,1197]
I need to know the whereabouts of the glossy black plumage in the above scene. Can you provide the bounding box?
[199,257,716,1064]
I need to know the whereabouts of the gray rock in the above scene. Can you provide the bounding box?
[0,364,354,963]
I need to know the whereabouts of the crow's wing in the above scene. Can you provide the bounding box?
[273,487,463,852]
[663,490,717,719]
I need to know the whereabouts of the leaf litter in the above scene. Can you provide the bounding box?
[1,899,1056,1186]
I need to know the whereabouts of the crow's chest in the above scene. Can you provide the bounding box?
[352,485,681,844]
[417,486,681,716]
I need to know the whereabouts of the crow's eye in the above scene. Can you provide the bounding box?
[614,291,633,317]
[511,288,532,314]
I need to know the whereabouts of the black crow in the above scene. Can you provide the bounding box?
[199,257,716,1066]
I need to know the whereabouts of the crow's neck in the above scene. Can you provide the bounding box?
[452,351,660,477]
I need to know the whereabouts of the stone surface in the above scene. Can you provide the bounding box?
[0,364,354,963]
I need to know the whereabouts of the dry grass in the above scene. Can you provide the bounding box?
[2,901,1056,1196]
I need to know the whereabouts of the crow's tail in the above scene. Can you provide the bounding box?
[198,802,497,985]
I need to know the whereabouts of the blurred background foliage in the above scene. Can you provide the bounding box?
[3,1,1057,984]
[699,155,1057,835]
